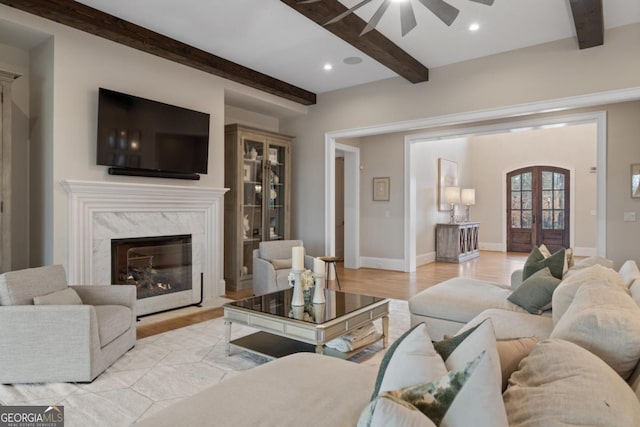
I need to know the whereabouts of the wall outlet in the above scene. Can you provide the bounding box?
[624,212,637,222]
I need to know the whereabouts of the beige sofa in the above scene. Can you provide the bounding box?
[137,259,640,426]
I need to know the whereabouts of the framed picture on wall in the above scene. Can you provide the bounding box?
[373,177,390,201]
[632,164,640,198]
[438,158,458,211]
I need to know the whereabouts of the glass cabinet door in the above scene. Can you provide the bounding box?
[265,143,286,241]
[241,138,264,279]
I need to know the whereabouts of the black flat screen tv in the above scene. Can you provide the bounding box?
[96,88,210,179]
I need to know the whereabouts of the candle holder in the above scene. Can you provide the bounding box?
[290,269,304,306]
[312,272,326,304]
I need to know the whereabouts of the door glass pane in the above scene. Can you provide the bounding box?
[522,191,532,210]
[267,144,286,240]
[522,172,532,190]
[542,191,553,209]
[553,190,564,209]
[511,192,521,209]
[511,211,521,228]
[511,175,521,191]
[554,211,565,230]
[542,171,553,190]
[522,211,532,228]
[554,173,565,190]
[542,211,553,229]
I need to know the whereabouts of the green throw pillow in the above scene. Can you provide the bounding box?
[433,322,481,361]
[522,246,565,281]
[507,267,561,314]
[358,352,484,427]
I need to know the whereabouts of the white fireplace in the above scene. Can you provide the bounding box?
[61,180,228,316]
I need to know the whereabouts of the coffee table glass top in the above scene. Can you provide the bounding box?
[225,288,385,325]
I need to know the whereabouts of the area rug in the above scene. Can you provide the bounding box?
[0,299,410,426]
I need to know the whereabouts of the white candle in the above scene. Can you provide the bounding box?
[292,246,304,270]
[314,257,325,275]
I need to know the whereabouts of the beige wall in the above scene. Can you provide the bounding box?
[282,23,640,266]
[0,5,299,269]
[224,105,279,132]
[469,124,597,253]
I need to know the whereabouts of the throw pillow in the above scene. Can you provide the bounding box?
[432,323,480,361]
[550,280,640,379]
[33,287,83,305]
[507,267,561,314]
[270,258,292,270]
[358,353,484,427]
[552,263,629,324]
[563,255,614,279]
[522,247,565,281]
[538,244,552,258]
[504,339,640,427]
[438,319,508,427]
[496,337,539,391]
[539,244,573,274]
[371,323,447,399]
[619,260,640,287]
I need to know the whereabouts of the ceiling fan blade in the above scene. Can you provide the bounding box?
[296,0,322,3]
[361,0,392,35]
[416,0,460,26]
[467,0,495,5]
[325,0,375,25]
[400,1,418,36]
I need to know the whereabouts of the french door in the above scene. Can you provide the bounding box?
[507,166,570,253]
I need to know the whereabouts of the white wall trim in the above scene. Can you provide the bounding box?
[60,180,229,306]
[416,251,436,267]
[335,143,361,269]
[325,87,638,272]
[359,256,405,272]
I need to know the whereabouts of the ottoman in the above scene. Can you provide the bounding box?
[408,277,531,340]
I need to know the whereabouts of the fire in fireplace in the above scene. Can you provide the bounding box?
[111,234,192,300]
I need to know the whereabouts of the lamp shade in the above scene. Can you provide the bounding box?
[444,186,460,204]
[461,188,476,205]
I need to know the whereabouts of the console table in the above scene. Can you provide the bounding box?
[436,222,480,263]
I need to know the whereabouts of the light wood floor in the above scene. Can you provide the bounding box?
[137,251,528,339]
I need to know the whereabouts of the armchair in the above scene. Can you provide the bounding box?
[0,265,136,384]
[252,240,314,296]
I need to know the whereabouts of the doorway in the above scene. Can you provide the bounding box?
[335,156,345,259]
[507,166,570,253]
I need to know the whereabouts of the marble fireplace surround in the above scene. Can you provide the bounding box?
[61,180,228,316]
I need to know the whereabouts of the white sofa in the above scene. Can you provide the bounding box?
[137,259,640,426]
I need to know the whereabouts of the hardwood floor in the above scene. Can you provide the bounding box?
[137,251,528,338]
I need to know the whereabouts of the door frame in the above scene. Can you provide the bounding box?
[324,87,640,272]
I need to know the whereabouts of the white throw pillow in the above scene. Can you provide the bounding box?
[504,339,640,427]
[33,287,83,305]
[440,319,508,427]
[552,264,628,324]
[550,280,640,379]
[619,260,640,287]
[371,323,447,397]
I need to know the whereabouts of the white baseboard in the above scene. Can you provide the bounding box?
[416,252,436,266]
[479,242,505,252]
[573,247,597,257]
[359,256,405,271]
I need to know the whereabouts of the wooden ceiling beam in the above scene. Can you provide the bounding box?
[280,0,429,83]
[569,0,604,49]
[0,0,317,105]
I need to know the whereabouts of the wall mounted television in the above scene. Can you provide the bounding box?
[96,88,210,180]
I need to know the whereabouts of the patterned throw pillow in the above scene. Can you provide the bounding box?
[358,353,485,427]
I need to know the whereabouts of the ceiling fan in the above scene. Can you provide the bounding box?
[297,0,495,36]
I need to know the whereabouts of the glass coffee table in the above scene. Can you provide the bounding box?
[224,288,389,359]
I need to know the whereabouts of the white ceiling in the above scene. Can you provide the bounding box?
[68,0,640,94]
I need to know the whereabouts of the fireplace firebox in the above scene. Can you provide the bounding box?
[111,234,192,300]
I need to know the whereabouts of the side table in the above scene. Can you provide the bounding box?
[318,256,343,290]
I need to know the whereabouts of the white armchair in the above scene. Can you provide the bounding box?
[252,240,314,296]
[0,265,136,384]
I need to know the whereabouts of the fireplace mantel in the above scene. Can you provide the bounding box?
[61,180,228,313]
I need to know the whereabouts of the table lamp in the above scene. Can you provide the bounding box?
[461,188,475,222]
[444,186,460,224]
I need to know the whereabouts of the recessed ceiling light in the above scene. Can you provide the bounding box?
[323,63,333,71]
[343,56,363,65]
[469,23,480,32]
